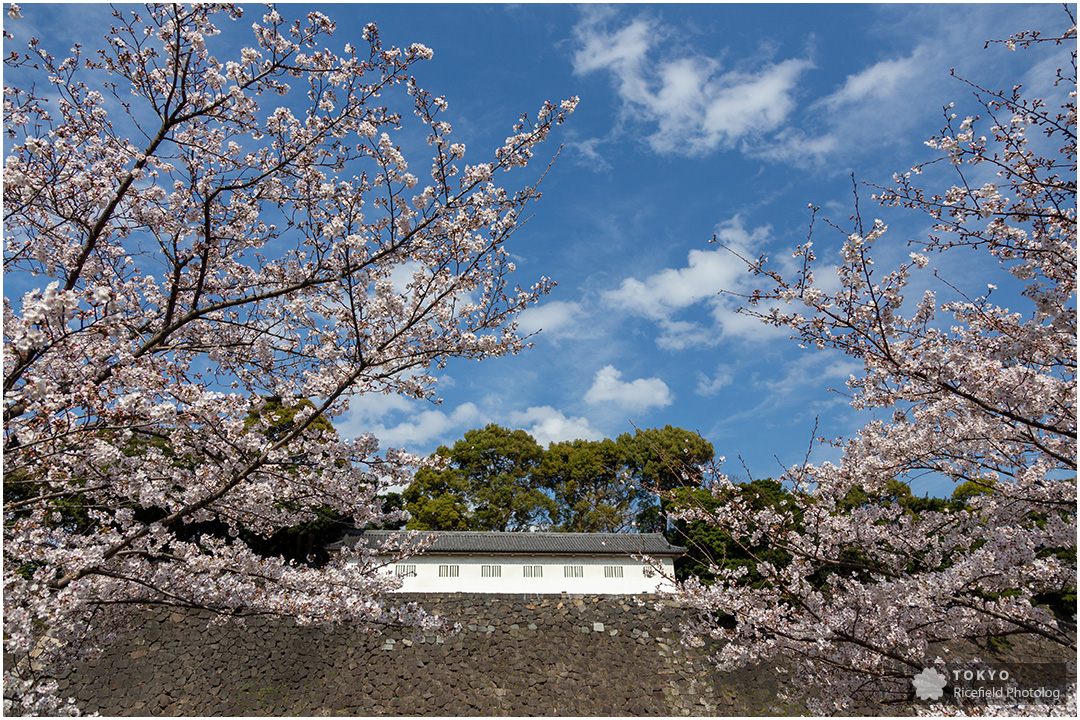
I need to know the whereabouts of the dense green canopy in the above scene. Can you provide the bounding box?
[403,424,552,531]
[402,424,714,535]
[535,438,642,532]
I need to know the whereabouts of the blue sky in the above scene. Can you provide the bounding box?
[5,3,1074,496]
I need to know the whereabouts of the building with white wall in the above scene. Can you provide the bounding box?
[330,531,685,594]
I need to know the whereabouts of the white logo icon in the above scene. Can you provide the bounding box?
[912,667,948,700]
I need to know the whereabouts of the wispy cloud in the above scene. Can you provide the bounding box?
[817,54,922,111]
[584,365,672,412]
[762,354,863,399]
[602,216,787,347]
[566,137,614,172]
[571,10,812,156]
[695,364,734,397]
[567,6,1065,170]
[755,48,936,167]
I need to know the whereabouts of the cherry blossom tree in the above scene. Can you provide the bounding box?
[671,19,1075,714]
[3,4,574,713]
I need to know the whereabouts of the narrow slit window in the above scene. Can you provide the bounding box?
[523,565,542,578]
[438,564,459,578]
[395,564,417,577]
[603,566,624,578]
[481,565,502,578]
[564,565,583,578]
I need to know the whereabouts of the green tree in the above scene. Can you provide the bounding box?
[839,478,953,514]
[242,395,337,440]
[534,438,644,532]
[402,460,472,530]
[227,397,355,564]
[402,424,552,531]
[950,478,995,507]
[618,425,715,527]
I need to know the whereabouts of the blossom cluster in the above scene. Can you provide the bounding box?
[667,19,1076,714]
[3,5,573,714]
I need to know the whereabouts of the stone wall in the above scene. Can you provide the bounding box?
[61,593,794,716]
[57,593,1074,716]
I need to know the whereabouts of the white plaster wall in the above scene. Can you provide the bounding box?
[365,555,678,594]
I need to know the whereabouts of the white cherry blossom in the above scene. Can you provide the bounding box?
[2,5,575,714]
[670,19,1076,714]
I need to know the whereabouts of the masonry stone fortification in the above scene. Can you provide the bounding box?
[60,593,789,716]
[58,593,1072,716]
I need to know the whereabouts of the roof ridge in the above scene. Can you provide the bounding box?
[328,529,685,555]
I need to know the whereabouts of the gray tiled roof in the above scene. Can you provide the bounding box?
[328,530,685,557]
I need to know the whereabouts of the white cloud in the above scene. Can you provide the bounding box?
[602,247,743,320]
[341,391,417,423]
[339,392,606,453]
[757,127,840,164]
[706,303,788,343]
[818,54,921,110]
[573,16,654,77]
[571,8,1058,169]
[652,319,721,351]
[602,216,786,347]
[388,259,423,294]
[584,365,672,411]
[762,355,863,399]
[507,406,604,446]
[571,12,813,156]
[603,216,769,318]
[695,364,735,397]
[516,300,584,339]
[338,399,484,452]
[753,47,941,167]
[692,58,811,152]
